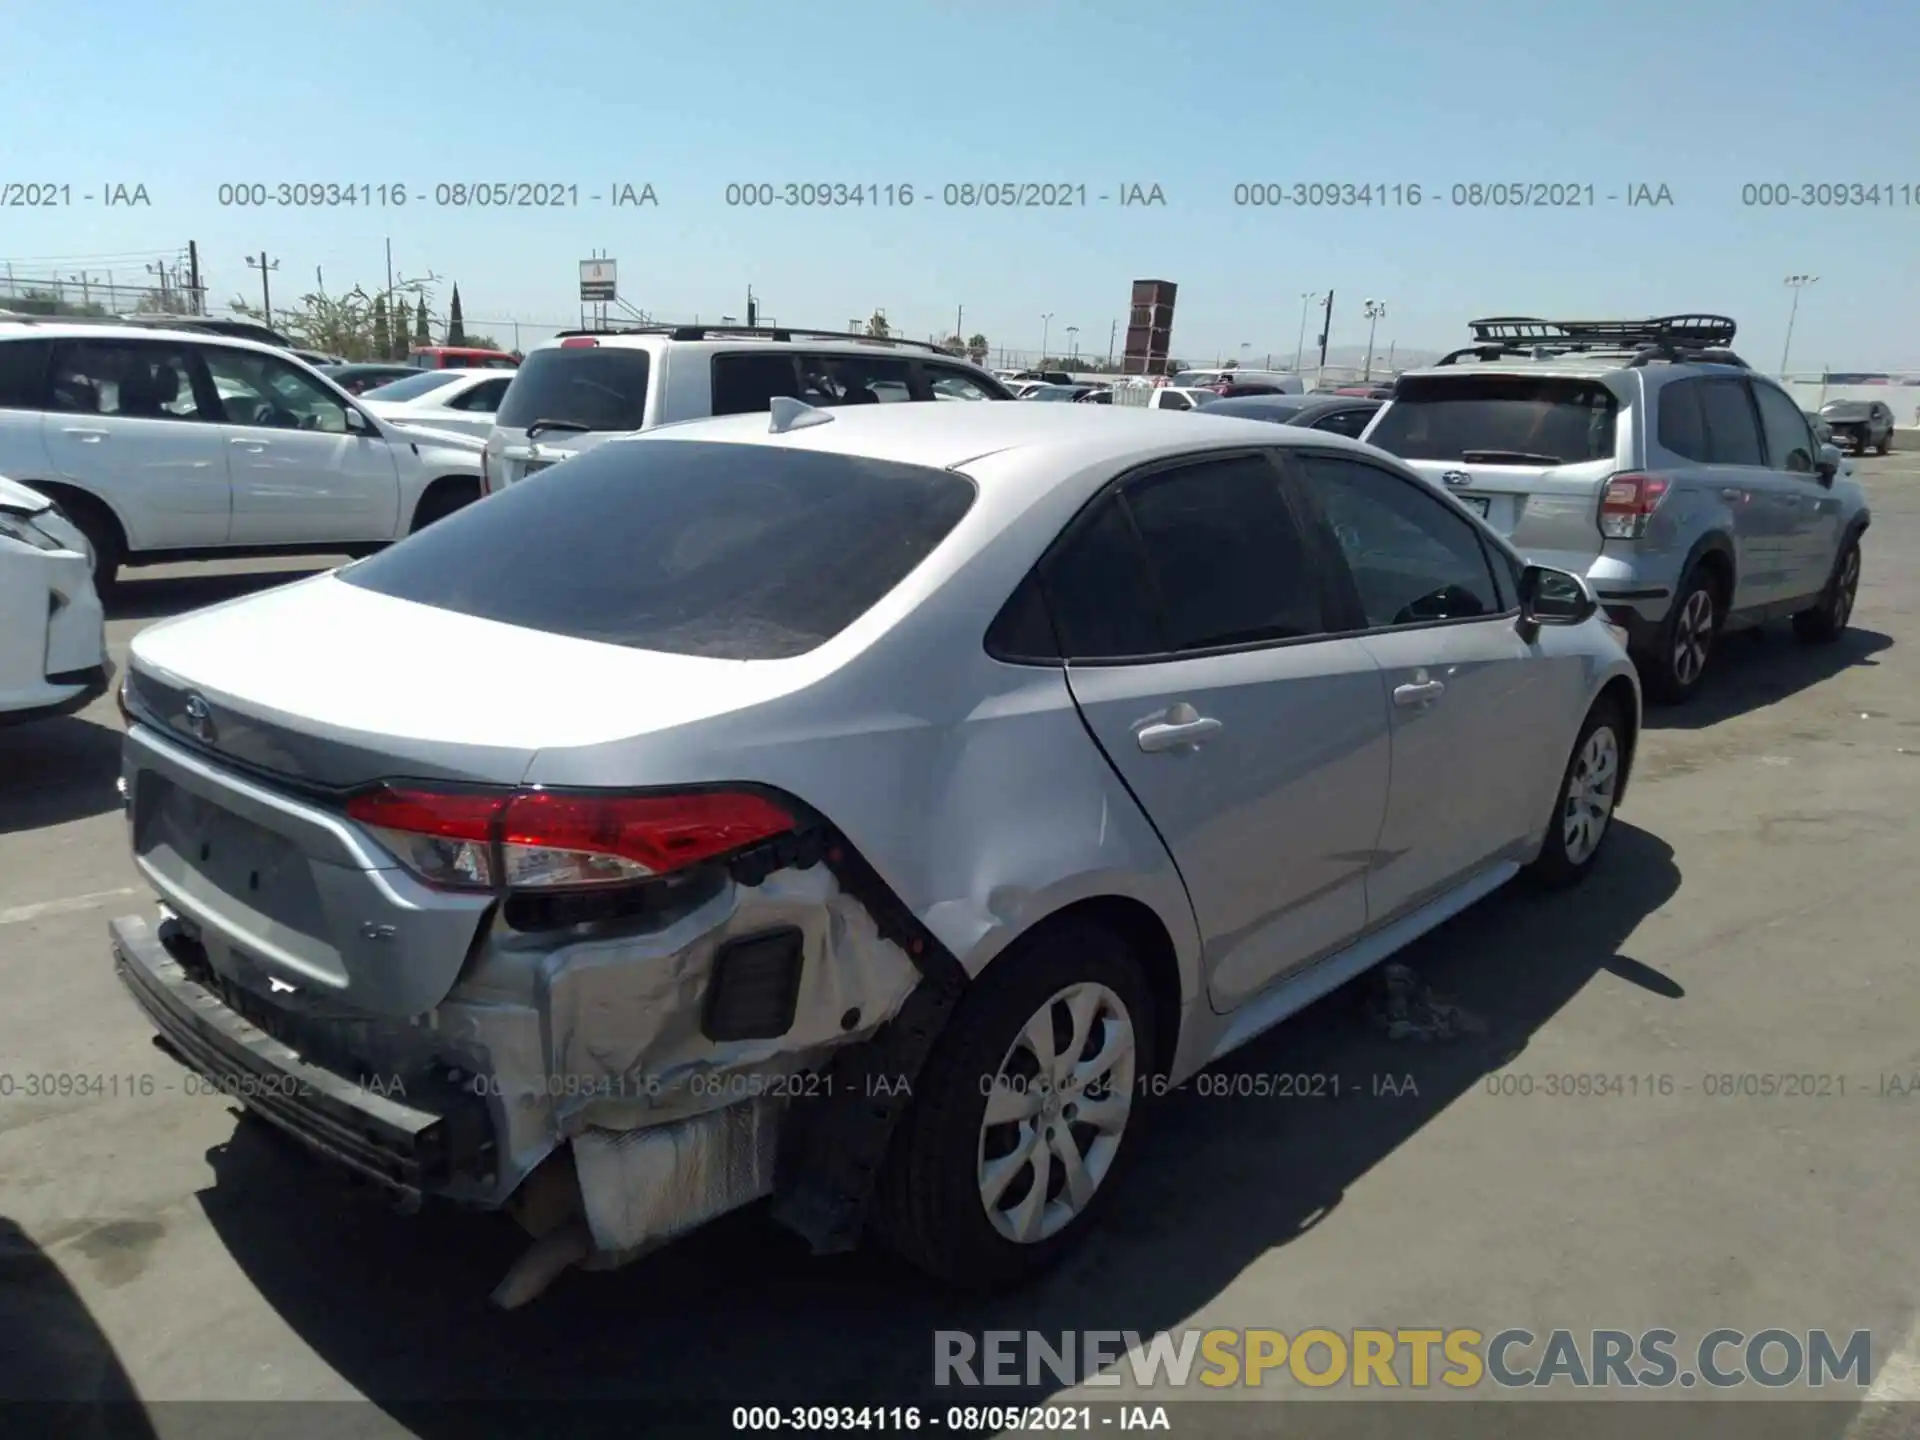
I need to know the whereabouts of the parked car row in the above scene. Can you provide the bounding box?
[0,309,1876,1313]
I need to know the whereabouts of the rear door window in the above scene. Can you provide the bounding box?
[710,352,801,416]
[449,376,513,412]
[1121,453,1325,652]
[339,439,975,659]
[923,365,1004,401]
[1310,407,1375,438]
[1692,378,1764,467]
[494,346,651,432]
[798,354,915,405]
[1368,374,1618,464]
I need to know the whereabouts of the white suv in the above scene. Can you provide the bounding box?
[0,321,487,591]
[482,326,1013,489]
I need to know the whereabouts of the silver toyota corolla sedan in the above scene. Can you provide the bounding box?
[109,400,1640,1304]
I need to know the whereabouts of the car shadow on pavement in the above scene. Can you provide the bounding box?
[1644,626,1892,732]
[185,823,1682,1437]
[0,1217,158,1439]
[0,715,123,834]
[105,565,337,623]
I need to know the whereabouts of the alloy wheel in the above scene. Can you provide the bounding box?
[1562,725,1620,866]
[1671,587,1715,687]
[977,982,1136,1244]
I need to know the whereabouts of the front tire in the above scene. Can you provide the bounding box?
[1874,430,1892,456]
[1527,697,1625,888]
[1793,536,1860,643]
[874,917,1155,1290]
[1640,567,1719,704]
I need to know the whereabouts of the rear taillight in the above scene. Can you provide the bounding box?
[1598,472,1672,539]
[344,785,794,892]
[559,337,599,348]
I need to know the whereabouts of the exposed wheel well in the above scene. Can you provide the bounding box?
[1597,675,1640,804]
[411,475,481,532]
[1005,896,1183,1077]
[26,481,126,548]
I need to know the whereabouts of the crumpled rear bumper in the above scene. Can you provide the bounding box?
[110,911,494,1206]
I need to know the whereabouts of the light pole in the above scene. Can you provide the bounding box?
[1066,324,1079,362]
[1362,298,1387,380]
[1039,312,1053,367]
[1781,274,1817,375]
[1239,342,1250,368]
[246,251,278,323]
[1294,292,1321,371]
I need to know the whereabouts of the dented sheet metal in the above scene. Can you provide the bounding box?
[430,863,921,1204]
[573,1099,781,1253]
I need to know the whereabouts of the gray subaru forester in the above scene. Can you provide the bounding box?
[1361,316,1871,701]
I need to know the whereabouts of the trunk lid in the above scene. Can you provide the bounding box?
[1396,454,1617,557]
[123,572,818,1017]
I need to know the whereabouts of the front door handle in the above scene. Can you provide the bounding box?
[1720,487,1746,501]
[1393,680,1446,707]
[1137,705,1223,753]
[229,438,268,452]
[61,427,108,442]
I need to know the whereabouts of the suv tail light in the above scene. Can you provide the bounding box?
[345,785,794,892]
[1598,472,1672,539]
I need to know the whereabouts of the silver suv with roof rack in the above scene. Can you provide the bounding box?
[481,324,1013,491]
[1359,315,1871,702]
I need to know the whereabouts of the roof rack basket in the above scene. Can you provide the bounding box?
[1436,314,1746,369]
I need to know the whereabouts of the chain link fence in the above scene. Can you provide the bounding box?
[0,271,205,320]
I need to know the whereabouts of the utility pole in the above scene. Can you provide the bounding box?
[1040,312,1053,366]
[385,237,394,307]
[1781,274,1817,375]
[246,251,278,322]
[187,240,201,314]
[1295,292,1319,371]
[1317,290,1335,373]
[746,285,757,326]
[1108,318,1118,366]
[955,304,963,346]
[1362,299,1387,380]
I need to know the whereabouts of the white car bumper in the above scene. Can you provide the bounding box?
[0,517,111,724]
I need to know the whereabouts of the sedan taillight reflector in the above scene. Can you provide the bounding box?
[344,785,794,892]
[1598,472,1672,539]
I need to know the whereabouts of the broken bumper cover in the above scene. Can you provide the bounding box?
[111,912,495,1205]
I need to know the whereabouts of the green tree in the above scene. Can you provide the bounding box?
[227,270,440,361]
[446,285,466,345]
[413,297,430,348]
[942,334,965,355]
[372,296,392,358]
[864,310,889,338]
[966,332,989,364]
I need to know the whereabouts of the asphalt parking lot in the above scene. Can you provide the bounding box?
[4,448,1920,1439]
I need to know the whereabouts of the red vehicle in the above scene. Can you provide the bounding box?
[409,345,519,370]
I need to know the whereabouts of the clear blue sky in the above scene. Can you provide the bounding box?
[3,0,1913,367]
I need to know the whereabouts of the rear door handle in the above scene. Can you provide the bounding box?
[61,427,108,442]
[1393,680,1446,707]
[1720,487,1746,501]
[230,438,268,452]
[1137,717,1223,753]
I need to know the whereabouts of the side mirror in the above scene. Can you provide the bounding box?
[1815,442,1842,483]
[345,406,379,439]
[1518,564,1598,633]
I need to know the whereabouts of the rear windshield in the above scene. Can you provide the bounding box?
[494,346,651,432]
[1368,374,1619,465]
[339,439,976,659]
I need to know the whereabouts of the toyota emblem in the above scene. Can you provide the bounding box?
[182,693,214,743]
[1440,469,1472,488]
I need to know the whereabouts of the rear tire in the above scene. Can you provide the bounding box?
[1874,431,1891,456]
[1527,696,1625,888]
[1639,566,1720,704]
[873,917,1155,1290]
[1793,536,1860,643]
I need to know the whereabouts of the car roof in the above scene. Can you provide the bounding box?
[0,320,297,356]
[528,328,992,368]
[612,398,1384,481]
